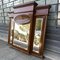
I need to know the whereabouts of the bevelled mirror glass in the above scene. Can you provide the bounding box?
[13,14,31,50]
[33,17,43,53]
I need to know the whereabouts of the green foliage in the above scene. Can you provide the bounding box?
[36,19,42,30]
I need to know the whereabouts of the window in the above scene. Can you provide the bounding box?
[4,8,10,12]
[59,0,60,3]
[36,0,45,5]
[46,0,58,4]
[0,13,1,16]
[10,0,14,2]
[48,13,58,19]
[50,5,58,12]
[24,0,34,3]
[58,4,60,11]
[3,4,7,8]
[7,2,13,7]
[0,10,3,13]
[0,1,2,5]
[3,0,9,4]
[57,20,60,26]
[47,20,57,26]
[58,12,60,19]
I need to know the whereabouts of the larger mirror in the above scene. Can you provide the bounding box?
[13,15,31,50]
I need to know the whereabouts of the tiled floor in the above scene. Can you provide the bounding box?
[0,40,51,60]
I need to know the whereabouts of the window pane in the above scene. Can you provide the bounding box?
[5,16,9,20]
[0,17,4,20]
[4,8,10,12]
[0,13,1,16]
[7,2,13,7]
[58,12,60,18]
[47,20,56,26]
[48,13,58,19]
[59,0,60,3]
[4,13,8,16]
[0,2,2,5]
[36,0,45,5]
[10,0,14,2]
[0,5,2,9]
[50,5,58,12]
[33,17,43,53]
[46,0,58,4]
[24,0,34,3]
[0,10,3,13]
[3,0,9,4]
[14,0,23,6]
[10,7,14,11]
[5,20,9,24]
[3,4,7,8]
[58,4,60,11]
[1,13,4,16]
[57,20,60,26]
[0,20,3,23]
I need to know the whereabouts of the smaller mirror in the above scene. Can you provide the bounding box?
[33,17,43,53]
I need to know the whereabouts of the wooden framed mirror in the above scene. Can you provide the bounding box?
[8,1,51,58]
[31,5,51,58]
[8,1,37,53]
[13,14,31,51]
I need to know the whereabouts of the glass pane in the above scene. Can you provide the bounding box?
[5,16,9,20]
[58,13,60,18]
[4,8,10,12]
[24,0,34,3]
[5,20,9,25]
[3,4,7,8]
[7,2,13,7]
[46,0,58,4]
[36,0,45,6]
[48,13,58,19]
[58,4,60,11]
[14,0,23,6]
[0,2,2,5]
[33,17,43,53]
[0,5,2,9]
[0,13,1,16]
[47,20,56,26]
[10,7,14,11]
[4,13,8,16]
[0,20,3,23]
[3,0,9,4]
[57,20,60,26]
[0,10,3,13]
[50,5,58,12]
[59,0,60,3]
[10,0,14,2]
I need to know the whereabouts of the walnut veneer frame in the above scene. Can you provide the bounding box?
[8,1,51,59]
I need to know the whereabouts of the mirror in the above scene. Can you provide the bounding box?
[13,15,31,50]
[33,17,43,53]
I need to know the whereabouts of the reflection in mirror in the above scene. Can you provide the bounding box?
[13,15,30,50]
[33,17,43,53]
